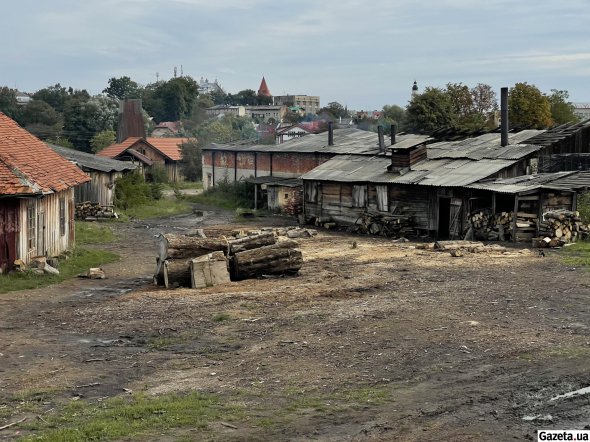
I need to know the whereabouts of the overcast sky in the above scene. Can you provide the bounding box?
[3,0,589,110]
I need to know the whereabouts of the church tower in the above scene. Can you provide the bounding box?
[258,77,272,98]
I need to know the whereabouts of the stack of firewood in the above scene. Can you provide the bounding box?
[154,231,304,288]
[467,210,514,241]
[75,202,117,220]
[537,210,590,245]
[349,212,415,238]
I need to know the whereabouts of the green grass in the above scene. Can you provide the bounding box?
[212,312,231,322]
[121,198,193,220]
[0,248,119,294]
[184,180,254,210]
[76,222,116,245]
[19,392,243,442]
[558,241,590,267]
[167,181,203,190]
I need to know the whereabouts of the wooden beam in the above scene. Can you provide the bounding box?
[512,194,519,242]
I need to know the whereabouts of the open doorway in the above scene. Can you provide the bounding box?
[438,197,451,239]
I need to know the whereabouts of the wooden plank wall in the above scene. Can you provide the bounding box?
[75,171,121,206]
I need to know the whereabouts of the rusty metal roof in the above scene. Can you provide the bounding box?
[205,128,430,155]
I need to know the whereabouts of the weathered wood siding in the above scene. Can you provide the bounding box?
[17,189,76,263]
[75,171,122,206]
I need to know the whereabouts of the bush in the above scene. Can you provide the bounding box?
[147,164,168,184]
[188,179,254,209]
[578,192,590,224]
[114,172,155,209]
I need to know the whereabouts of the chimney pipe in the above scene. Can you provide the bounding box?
[390,124,396,145]
[328,121,334,146]
[377,125,385,153]
[501,87,509,147]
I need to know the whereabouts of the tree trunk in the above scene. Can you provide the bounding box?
[227,232,276,255]
[434,240,484,251]
[231,241,302,280]
[159,234,227,260]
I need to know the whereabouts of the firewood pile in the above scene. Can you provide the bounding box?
[348,212,415,238]
[283,189,303,216]
[154,229,306,288]
[536,210,590,247]
[75,202,117,220]
[467,210,513,241]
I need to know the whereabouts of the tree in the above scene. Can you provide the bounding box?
[509,82,552,129]
[405,87,457,134]
[32,84,89,113]
[90,130,116,153]
[178,139,201,181]
[20,100,63,139]
[182,94,214,133]
[63,95,118,151]
[318,102,348,120]
[103,76,141,100]
[471,83,498,118]
[548,89,579,125]
[142,76,199,122]
[381,105,406,131]
[0,87,22,121]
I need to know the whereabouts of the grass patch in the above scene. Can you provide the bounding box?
[122,198,193,220]
[167,181,203,190]
[76,222,116,245]
[19,392,243,441]
[212,312,231,322]
[0,249,119,294]
[558,241,590,267]
[186,180,254,210]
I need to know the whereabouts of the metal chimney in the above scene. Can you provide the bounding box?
[390,124,396,145]
[328,121,334,146]
[377,125,385,153]
[501,87,509,147]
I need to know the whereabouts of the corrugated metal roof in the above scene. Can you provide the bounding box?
[466,172,576,194]
[49,144,137,173]
[205,128,430,155]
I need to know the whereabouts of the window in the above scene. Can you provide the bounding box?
[352,185,367,208]
[376,185,389,212]
[304,181,318,203]
[27,201,36,250]
[59,197,66,236]
[285,193,289,199]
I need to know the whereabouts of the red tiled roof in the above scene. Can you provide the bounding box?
[258,76,271,97]
[96,137,142,159]
[154,121,181,133]
[98,137,189,162]
[0,113,90,196]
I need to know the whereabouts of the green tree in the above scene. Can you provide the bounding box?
[509,82,553,129]
[32,84,89,113]
[381,104,406,131]
[20,100,63,140]
[178,139,201,181]
[405,87,457,134]
[63,95,118,151]
[103,76,141,100]
[548,89,579,125]
[182,94,214,133]
[318,102,348,120]
[90,130,116,153]
[471,83,498,119]
[143,76,199,122]
[0,87,22,121]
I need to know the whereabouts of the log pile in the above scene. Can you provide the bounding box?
[536,210,590,246]
[349,212,415,238]
[467,210,513,241]
[75,202,117,220]
[155,231,304,288]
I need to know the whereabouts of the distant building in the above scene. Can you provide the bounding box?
[245,105,286,123]
[275,124,312,144]
[15,91,31,106]
[199,77,222,94]
[573,103,590,120]
[206,105,246,118]
[152,121,183,137]
[258,77,272,98]
[274,95,320,115]
[411,81,419,100]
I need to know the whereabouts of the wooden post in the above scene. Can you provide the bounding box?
[234,151,238,182]
[512,194,519,242]
[254,184,258,209]
[491,192,496,215]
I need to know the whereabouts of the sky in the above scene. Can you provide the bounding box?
[2,0,589,110]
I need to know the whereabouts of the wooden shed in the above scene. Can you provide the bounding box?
[49,144,136,207]
[0,113,90,272]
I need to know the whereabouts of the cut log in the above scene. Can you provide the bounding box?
[162,259,191,288]
[159,234,228,260]
[227,232,276,255]
[231,241,302,280]
[434,240,484,251]
[190,251,230,288]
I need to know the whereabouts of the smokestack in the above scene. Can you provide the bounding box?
[501,87,509,147]
[328,121,334,146]
[390,124,396,145]
[378,125,385,153]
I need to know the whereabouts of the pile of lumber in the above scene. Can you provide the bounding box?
[349,212,415,238]
[536,210,590,247]
[513,211,539,242]
[154,231,303,288]
[75,202,117,220]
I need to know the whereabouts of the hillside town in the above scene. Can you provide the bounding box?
[2,2,590,440]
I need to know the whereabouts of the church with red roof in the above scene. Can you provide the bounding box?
[258,77,272,98]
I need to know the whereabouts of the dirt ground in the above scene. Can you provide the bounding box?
[1,207,590,441]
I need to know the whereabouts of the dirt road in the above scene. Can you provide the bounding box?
[1,209,590,441]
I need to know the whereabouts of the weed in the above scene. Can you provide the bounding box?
[558,241,590,267]
[213,312,231,322]
[187,180,254,210]
[75,222,116,245]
